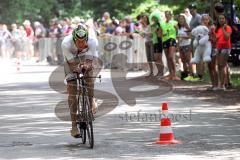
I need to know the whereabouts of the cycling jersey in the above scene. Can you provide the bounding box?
[61,34,98,62]
[61,34,98,81]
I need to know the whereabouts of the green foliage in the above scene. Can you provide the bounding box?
[79,0,146,19]
[0,0,238,26]
[0,0,146,26]
[131,0,179,18]
[0,0,59,25]
[131,0,220,18]
[236,0,240,17]
[236,0,240,7]
[231,73,240,87]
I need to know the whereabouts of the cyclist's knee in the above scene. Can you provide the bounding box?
[67,81,77,95]
[68,95,77,111]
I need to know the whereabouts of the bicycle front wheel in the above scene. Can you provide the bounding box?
[83,94,94,148]
[81,81,94,148]
[86,121,94,148]
[79,122,86,144]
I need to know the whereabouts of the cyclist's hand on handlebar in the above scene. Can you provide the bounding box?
[73,61,93,74]
[72,63,83,73]
[73,66,82,73]
[81,61,93,71]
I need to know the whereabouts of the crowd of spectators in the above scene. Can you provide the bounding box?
[0,2,238,90]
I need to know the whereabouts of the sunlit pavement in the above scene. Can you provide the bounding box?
[0,59,239,160]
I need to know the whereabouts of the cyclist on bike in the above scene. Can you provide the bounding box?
[61,23,98,137]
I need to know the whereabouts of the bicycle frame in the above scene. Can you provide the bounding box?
[75,72,101,122]
[74,71,101,148]
[76,73,94,122]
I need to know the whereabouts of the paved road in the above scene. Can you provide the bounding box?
[0,59,239,160]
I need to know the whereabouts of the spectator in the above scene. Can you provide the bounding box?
[187,3,204,81]
[34,21,46,39]
[200,14,218,91]
[96,19,107,35]
[140,14,154,77]
[177,14,192,80]
[119,17,134,38]
[134,14,143,34]
[213,2,232,88]
[111,19,119,34]
[102,12,112,26]
[71,16,83,28]
[0,24,12,59]
[11,24,21,58]
[86,18,100,68]
[105,22,116,34]
[47,22,56,38]
[184,8,192,25]
[160,11,180,80]
[53,21,64,64]
[34,21,46,59]
[213,14,232,91]
[150,11,164,78]
[23,20,34,58]
[86,19,99,44]
[124,16,135,33]
[61,18,73,36]
[101,12,112,35]
[0,23,6,58]
[18,25,27,58]
[114,20,125,35]
[189,4,202,30]
[214,2,225,22]
[53,22,63,38]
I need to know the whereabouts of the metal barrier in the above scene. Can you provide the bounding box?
[39,35,148,69]
[39,37,64,65]
[98,35,147,70]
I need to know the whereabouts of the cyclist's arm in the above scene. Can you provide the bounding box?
[61,42,80,72]
[81,38,98,69]
[68,60,80,72]
[64,58,92,73]
[84,38,98,60]
[61,38,97,72]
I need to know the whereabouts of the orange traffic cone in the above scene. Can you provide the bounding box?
[162,103,168,116]
[155,103,181,144]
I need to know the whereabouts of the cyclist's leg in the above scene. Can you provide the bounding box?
[67,79,80,136]
[86,70,97,114]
